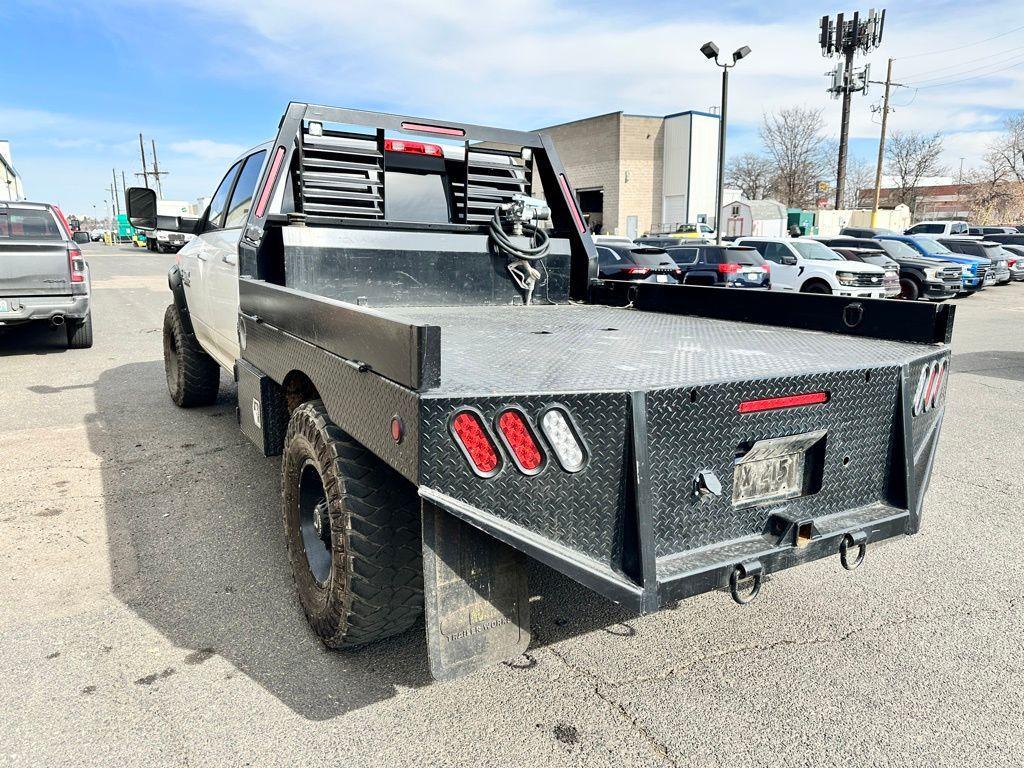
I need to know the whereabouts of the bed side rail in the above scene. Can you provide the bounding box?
[239,277,441,391]
[590,280,955,345]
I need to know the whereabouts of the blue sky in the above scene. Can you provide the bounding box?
[2,0,1022,214]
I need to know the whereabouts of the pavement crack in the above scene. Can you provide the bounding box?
[605,597,1023,690]
[545,644,679,767]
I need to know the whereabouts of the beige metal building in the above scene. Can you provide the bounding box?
[538,110,720,237]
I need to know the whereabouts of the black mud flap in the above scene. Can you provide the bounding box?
[421,500,531,681]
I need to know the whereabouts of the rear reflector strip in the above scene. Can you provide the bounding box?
[451,409,501,477]
[558,174,586,234]
[539,407,587,472]
[400,121,465,137]
[495,408,545,475]
[254,146,285,219]
[738,392,829,414]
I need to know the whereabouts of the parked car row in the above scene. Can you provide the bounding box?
[601,228,1024,302]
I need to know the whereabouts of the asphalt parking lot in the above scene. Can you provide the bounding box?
[1,242,1021,767]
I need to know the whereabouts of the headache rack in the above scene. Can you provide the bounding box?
[289,110,533,226]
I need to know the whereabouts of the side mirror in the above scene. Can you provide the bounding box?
[782,254,798,266]
[72,231,91,244]
[126,187,158,231]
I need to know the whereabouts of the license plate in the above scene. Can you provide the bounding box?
[656,274,668,283]
[732,430,826,508]
[745,272,761,280]
[0,300,11,313]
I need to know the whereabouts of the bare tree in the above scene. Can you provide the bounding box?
[963,150,1024,224]
[759,106,832,208]
[884,130,946,213]
[986,113,1024,182]
[725,153,775,200]
[842,156,876,209]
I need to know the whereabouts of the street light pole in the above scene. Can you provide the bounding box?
[701,41,750,245]
[716,66,729,246]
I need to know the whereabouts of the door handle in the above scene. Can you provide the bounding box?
[222,255,236,265]
[196,252,208,261]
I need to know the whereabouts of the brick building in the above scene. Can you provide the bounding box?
[538,110,720,237]
[857,180,969,221]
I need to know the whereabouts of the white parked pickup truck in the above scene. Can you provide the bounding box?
[735,237,888,298]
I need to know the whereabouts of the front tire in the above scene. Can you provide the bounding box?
[163,303,219,407]
[282,400,422,648]
[898,277,921,301]
[66,312,94,349]
[801,280,832,294]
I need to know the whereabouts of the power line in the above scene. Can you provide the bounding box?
[895,23,1024,60]
[914,57,1024,89]
[900,43,1024,81]
[904,50,1024,86]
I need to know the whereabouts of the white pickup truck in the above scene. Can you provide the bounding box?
[736,237,888,298]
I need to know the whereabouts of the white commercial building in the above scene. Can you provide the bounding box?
[0,141,25,201]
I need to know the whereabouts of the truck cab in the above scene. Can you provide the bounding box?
[877,234,990,292]
[736,236,887,297]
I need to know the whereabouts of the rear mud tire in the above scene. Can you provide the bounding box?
[282,400,423,648]
[163,303,219,407]
[66,312,93,349]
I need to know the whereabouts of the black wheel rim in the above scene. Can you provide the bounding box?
[164,326,179,389]
[298,460,332,586]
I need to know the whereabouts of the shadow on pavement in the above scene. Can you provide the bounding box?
[89,361,632,720]
[0,322,69,356]
[952,351,1024,383]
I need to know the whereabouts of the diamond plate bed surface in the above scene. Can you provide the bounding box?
[388,304,935,396]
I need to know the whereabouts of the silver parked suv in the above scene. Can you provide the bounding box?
[0,201,93,348]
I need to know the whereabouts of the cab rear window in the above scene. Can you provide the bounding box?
[384,171,451,223]
[0,208,63,239]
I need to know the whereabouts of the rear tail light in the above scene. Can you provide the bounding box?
[762,264,771,273]
[254,146,285,219]
[539,407,587,472]
[912,359,947,416]
[68,245,86,283]
[495,408,545,474]
[718,263,742,274]
[451,409,502,477]
[623,267,651,277]
[384,138,443,157]
[739,392,829,414]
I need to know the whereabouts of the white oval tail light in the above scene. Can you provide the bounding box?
[539,407,586,473]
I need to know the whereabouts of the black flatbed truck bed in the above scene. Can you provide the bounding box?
[169,102,953,681]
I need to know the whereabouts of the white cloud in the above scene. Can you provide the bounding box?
[168,139,248,162]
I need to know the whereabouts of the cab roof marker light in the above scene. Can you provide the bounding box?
[450,409,502,478]
[254,146,286,219]
[738,392,829,414]
[495,408,545,475]
[539,407,587,473]
[400,121,465,137]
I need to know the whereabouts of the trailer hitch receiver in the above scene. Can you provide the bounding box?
[840,531,867,571]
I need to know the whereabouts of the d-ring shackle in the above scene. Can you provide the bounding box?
[729,560,763,605]
[840,531,868,571]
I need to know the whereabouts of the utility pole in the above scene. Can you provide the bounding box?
[150,139,166,197]
[111,169,120,216]
[820,9,885,209]
[138,133,150,189]
[869,58,909,225]
[871,58,893,226]
[121,171,128,212]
